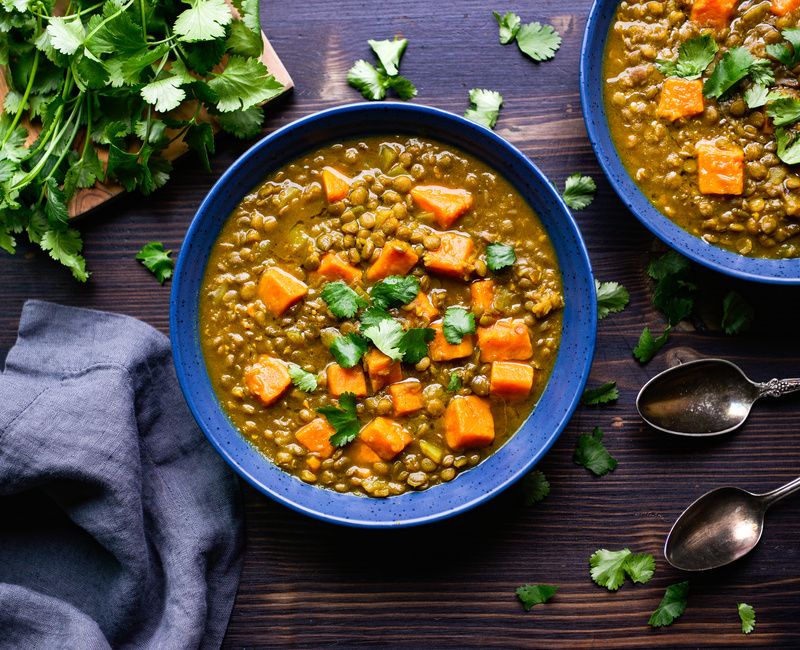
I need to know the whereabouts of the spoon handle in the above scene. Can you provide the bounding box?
[760,475,800,509]
[757,377,800,398]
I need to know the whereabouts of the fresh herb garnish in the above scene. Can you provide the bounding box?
[447,372,462,392]
[738,603,756,634]
[596,280,630,319]
[362,318,405,361]
[516,21,561,62]
[744,84,779,109]
[464,88,504,129]
[360,306,394,330]
[589,549,655,591]
[766,28,800,68]
[721,291,754,335]
[624,553,656,584]
[318,392,360,446]
[485,242,517,272]
[522,470,550,505]
[647,251,696,325]
[776,127,800,165]
[562,173,596,210]
[321,281,368,319]
[329,333,369,368]
[347,38,417,101]
[287,363,318,393]
[633,326,671,364]
[767,97,800,127]
[648,581,689,627]
[703,47,770,99]
[655,34,718,80]
[442,306,476,344]
[398,327,436,364]
[515,584,557,611]
[582,381,619,406]
[369,275,420,310]
[574,427,617,476]
[368,38,408,76]
[493,11,522,44]
[136,242,174,284]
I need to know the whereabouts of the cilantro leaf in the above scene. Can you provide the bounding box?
[184,122,216,172]
[174,0,233,43]
[776,127,800,165]
[136,241,174,284]
[329,333,369,368]
[398,327,435,364]
[321,280,368,319]
[589,549,632,591]
[744,84,771,109]
[446,372,462,392]
[227,19,263,58]
[767,96,800,127]
[40,228,89,282]
[516,22,561,62]
[562,173,596,210]
[217,106,265,140]
[766,28,800,68]
[624,553,655,584]
[347,59,386,100]
[655,34,718,80]
[721,291,754,335]
[44,178,69,228]
[749,59,775,87]
[647,251,695,325]
[515,584,557,611]
[288,363,318,393]
[369,275,420,309]
[46,15,84,56]
[595,280,630,319]
[385,74,417,100]
[633,326,670,364]
[582,381,619,406]
[64,146,104,198]
[738,603,755,634]
[648,581,689,627]
[464,88,503,129]
[493,11,521,45]
[318,392,360,446]
[703,47,756,99]
[362,318,405,361]
[522,470,550,505]
[360,306,394,330]
[442,306,476,344]
[368,37,408,76]
[574,427,617,476]
[209,56,283,112]
[141,75,187,112]
[485,242,516,272]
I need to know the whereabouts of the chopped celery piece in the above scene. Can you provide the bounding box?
[387,163,407,176]
[419,440,444,463]
[379,143,399,170]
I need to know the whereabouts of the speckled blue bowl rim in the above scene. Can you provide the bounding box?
[580,0,800,284]
[170,102,596,528]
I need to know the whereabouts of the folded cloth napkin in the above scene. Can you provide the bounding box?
[0,301,243,649]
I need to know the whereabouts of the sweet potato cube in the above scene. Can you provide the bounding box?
[295,418,335,459]
[321,166,351,203]
[258,267,308,316]
[388,380,424,416]
[423,232,474,278]
[657,78,705,122]
[326,363,368,397]
[772,0,800,15]
[444,396,495,450]
[244,355,292,406]
[359,416,413,460]
[490,362,535,399]
[317,252,362,284]
[349,440,382,466]
[365,349,403,392]
[366,239,419,281]
[410,185,474,228]
[404,291,439,321]
[690,0,738,26]
[477,318,533,362]
[696,141,744,195]
[470,279,495,315]
[428,320,474,361]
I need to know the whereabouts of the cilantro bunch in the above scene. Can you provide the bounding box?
[0,0,283,280]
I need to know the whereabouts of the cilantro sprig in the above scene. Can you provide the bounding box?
[648,581,689,627]
[442,306,476,344]
[494,11,561,62]
[515,584,557,611]
[574,427,617,476]
[655,34,718,80]
[633,326,670,364]
[738,603,756,634]
[703,47,773,99]
[321,281,368,319]
[485,242,516,272]
[581,382,619,406]
[589,548,655,591]
[522,470,550,505]
[464,88,504,129]
[347,37,417,101]
[136,241,174,284]
[766,28,800,68]
[369,275,420,310]
[330,333,369,368]
[318,392,360,447]
[595,280,630,319]
[562,173,596,210]
[721,291,754,335]
[287,363,318,393]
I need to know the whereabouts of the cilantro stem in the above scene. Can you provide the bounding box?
[29,2,102,19]
[0,35,39,147]
[139,0,147,39]
[41,104,84,190]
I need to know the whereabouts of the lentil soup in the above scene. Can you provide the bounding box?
[604,0,800,258]
[199,136,563,497]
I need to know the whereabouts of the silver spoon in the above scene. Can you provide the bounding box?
[664,476,800,571]
[636,358,800,436]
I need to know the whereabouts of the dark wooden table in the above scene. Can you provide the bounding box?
[3,1,800,647]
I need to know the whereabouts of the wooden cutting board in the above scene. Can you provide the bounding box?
[0,4,293,219]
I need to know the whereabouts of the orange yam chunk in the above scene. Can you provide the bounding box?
[365,349,403,392]
[477,318,533,362]
[444,396,495,450]
[244,355,292,406]
[657,78,705,122]
[388,380,424,416]
[306,456,321,471]
[410,185,474,228]
[258,267,308,316]
[349,440,382,466]
[404,291,439,321]
[470,279,495,314]
[326,363,368,397]
[696,141,744,195]
[321,166,351,202]
[428,320,474,361]
[359,417,413,460]
[772,0,800,14]
[490,361,535,399]
[690,0,738,26]
[366,239,419,281]
[424,232,474,278]
[295,418,335,458]
[317,252,362,284]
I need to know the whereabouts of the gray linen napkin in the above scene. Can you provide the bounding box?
[0,301,243,649]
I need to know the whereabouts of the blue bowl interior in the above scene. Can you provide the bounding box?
[580,0,800,284]
[170,103,596,527]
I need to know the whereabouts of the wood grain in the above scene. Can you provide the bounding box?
[2,0,800,647]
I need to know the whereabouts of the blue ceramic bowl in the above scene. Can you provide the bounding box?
[170,103,596,527]
[580,0,800,284]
